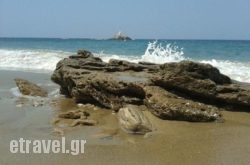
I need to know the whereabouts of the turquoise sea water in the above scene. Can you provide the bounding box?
[0,38,250,82]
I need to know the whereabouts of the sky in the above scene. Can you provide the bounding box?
[0,0,250,39]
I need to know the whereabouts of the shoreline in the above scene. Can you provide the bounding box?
[0,70,250,164]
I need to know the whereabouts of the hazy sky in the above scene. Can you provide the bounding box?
[0,0,250,39]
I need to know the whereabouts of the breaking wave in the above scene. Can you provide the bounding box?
[0,41,250,83]
[0,49,70,72]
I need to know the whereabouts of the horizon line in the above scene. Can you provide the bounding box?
[0,36,250,41]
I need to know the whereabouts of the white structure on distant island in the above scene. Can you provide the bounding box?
[111,31,132,41]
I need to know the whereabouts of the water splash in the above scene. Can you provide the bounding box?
[141,41,185,64]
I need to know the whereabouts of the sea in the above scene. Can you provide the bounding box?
[1,38,250,165]
[0,38,250,83]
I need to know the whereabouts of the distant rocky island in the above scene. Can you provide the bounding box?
[110,31,132,41]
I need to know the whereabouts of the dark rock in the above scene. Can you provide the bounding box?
[77,49,93,57]
[152,61,250,108]
[70,119,98,127]
[110,32,132,41]
[118,105,153,134]
[144,86,223,122]
[138,61,157,66]
[216,85,250,107]
[82,111,90,119]
[51,50,250,124]
[68,49,102,62]
[14,78,48,97]
[108,59,151,72]
[52,67,146,111]
[159,61,231,84]
[58,110,81,119]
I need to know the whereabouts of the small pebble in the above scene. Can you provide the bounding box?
[16,104,23,107]
[70,119,98,127]
[77,103,84,107]
[144,132,154,138]
[51,128,64,136]
[52,118,60,124]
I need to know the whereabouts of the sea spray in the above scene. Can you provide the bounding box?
[97,41,185,63]
[141,41,185,63]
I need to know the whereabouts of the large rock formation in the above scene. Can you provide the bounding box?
[51,49,250,122]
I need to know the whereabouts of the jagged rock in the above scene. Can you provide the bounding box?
[58,110,81,119]
[70,119,98,127]
[144,86,222,122]
[71,73,145,110]
[77,49,94,58]
[216,85,250,107]
[69,49,102,62]
[51,49,250,124]
[108,59,150,72]
[152,61,250,108]
[14,78,48,97]
[159,61,231,84]
[118,105,153,134]
[152,61,230,99]
[51,55,147,111]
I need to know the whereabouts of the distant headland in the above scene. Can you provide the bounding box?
[110,31,132,41]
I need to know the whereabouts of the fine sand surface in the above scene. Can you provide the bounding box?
[0,70,250,165]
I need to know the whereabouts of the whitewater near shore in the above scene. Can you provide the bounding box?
[0,38,250,83]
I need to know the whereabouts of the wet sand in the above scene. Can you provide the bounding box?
[0,70,250,165]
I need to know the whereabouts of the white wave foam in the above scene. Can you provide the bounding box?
[10,87,23,97]
[1,42,250,83]
[200,59,250,83]
[95,53,141,63]
[0,49,70,72]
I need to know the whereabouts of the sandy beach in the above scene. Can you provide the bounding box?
[0,70,249,165]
